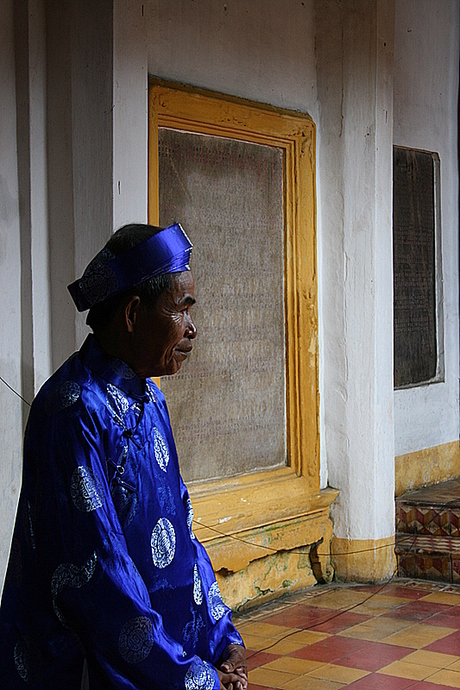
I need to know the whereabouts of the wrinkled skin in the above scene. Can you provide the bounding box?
[126,271,197,378]
[217,644,248,690]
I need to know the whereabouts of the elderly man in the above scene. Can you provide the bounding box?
[0,223,247,690]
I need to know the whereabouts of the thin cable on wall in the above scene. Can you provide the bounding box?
[0,372,453,560]
[0,370,449,663]
[0,375,31,407]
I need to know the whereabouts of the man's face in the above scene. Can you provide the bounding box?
[135,271,197,378]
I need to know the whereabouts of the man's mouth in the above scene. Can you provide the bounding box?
[175,346,192,358]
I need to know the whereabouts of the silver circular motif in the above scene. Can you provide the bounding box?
[193,564,203,606]
[208,581,226,622]
[80,248,119,306]
[13,637,44,683]
[46,381,81,413]
[185,496,196,540]
[106,384,130,427]
[118,616,154,664]
[145,380,157,403]
[51,552,97,624]
[13,638,31,682]
[185,658,216,690]
[151,518,176,568]
[71,466,104,512]
[154,430,169,472]
[59,381,81,408]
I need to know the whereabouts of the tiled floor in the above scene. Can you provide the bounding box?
[233,579,460,689]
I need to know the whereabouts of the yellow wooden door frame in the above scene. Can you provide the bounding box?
[148,79,336,583]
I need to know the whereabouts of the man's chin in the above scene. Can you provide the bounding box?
[166,358,183,376]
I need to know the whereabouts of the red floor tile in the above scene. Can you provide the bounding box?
[264,604,338,629]
[346,673,416,688]
[289,634,370,663]
[424,629,460,655]
[427,610,460,629]
[378,585,430,599]
[384,600,452,622]
[234,581,460,689]
[312,610,371,634]
[337,640,414,671]
[349,584,387,594]
[246,651,281,671]
[408,680,458,690]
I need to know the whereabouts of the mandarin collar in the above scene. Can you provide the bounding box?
[79,334,147,399]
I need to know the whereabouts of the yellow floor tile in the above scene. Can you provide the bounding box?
[305,663,369,683]
[263,656,326,674]
[353,594,409,615]
[378,659,438,681]
[403,649,460,668]
[308,589,369,610]
[339,616,413,641]
[242,621,296,639]
[249,666,298,687]
[424,668,460,688]
[242,633,279,651]
[422,591,460,606]
[281,676,345,689]
[237,581,460,689]
[287,629,330,645]
[382,622,455,648]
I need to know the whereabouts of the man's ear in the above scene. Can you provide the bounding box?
[124,295,141,333]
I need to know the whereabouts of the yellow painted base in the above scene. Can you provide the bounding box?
[331,535,396,583]
[395,441,460,496]
[216,547,317,612]
[190,473,338,610]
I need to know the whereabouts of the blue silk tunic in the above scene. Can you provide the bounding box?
[0,335,243,689]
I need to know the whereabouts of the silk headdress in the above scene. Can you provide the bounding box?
[68,223,193,311]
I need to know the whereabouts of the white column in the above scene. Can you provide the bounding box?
[0,0,23,591]
[316,0,395,579]
[113,0,148,229]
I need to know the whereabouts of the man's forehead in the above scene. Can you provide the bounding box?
[170,271,195,302]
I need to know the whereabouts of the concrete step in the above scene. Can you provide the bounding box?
[395,478,460,583]
[396,532,460,583]
[396,477,460,537]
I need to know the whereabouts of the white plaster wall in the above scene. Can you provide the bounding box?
[29,0,52,393]
[147,0,318,116]
[393,0,460,455]
[0,0,25,586]
[113,0,148,229]
[4,0,455,591]
[146,0,330,488]
[316,0,395,545]
[114,0,328,487]
[0,0,115,591]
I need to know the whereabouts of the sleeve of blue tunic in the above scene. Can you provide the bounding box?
[29,392,224,690]
[179,477,245,666]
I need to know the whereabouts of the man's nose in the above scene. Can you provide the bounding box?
[186,316,197,339]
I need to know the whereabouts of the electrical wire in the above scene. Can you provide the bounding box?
[1,370,457,661]
[0,375,31,407]
[241,565,403,663]
[2,370,458,562]
[192,497,460,560]
[240,519,443,664]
